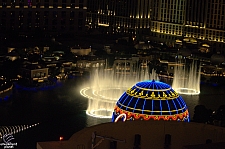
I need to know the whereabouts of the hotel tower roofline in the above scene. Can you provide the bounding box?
[87,0,225,53]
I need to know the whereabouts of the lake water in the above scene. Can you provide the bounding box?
[0,77,224,148]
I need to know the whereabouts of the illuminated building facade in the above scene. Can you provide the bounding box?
[183,0,225,52]
[0,0,87,34]
[20,63,49,83]
[148,0,225,53]
[87,0,225,53]
[150,0,185,42]
[112,80,189,122]
[86,0,151,35]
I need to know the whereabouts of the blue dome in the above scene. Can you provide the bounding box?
[112,80,189,122]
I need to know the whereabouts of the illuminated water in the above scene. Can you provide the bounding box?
[0,77,224,148]
[0,123,39,139]
[172,60,201,95]
[81,67,159,118]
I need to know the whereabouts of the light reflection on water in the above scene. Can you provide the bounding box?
[85,115,111,127]
[0,78,224,148]
[181,84,225,119]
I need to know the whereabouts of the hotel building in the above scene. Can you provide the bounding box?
[184,0,225,52]
[87,0,225,53]
[0,0,87,35]
[86,0,151,35]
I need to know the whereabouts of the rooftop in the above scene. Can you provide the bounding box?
[37,120,225,149]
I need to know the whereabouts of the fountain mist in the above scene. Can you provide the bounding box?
[172,60,201,95]
[80,65,159,118]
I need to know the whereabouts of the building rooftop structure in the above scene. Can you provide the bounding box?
[37,120,225,149]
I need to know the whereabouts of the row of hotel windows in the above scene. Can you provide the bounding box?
[206,17,225,29]
[159,16,184,23]
[1,11,84,18]
[1,0,84,4]
[92,14,225,34]
[151,21,225,40]
[152,20,225,30]
[160,9,184,15]
[1,0,85,8]
[150,32,225,49]
[208,15,225,21]
[89,14,150,28]
[1,25,83,31]
[1,18,83,25]
[209,3,225,8]
[161,0,184,5]
[183,18,224,29]
[91,14,150,21]
[1,0,83,2]
[93,19,225,41]
[1,4,85,8]
[185,33,224,42]
[210,0,225,4]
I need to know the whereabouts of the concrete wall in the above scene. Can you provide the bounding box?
[37,121,225,149]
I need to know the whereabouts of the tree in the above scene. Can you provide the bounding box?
[193,105,211,123]
[215,105,225,122]
[2,58,22,79]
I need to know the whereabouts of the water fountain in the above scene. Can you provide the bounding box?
[0,123,39,140]
[172,60,201,95]
[80,65,159,118]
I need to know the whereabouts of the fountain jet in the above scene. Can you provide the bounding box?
[0,123,39,140]
[172,60,201,95]
[80,65,159,118]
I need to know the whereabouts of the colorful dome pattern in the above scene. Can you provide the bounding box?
[112,80,189,122]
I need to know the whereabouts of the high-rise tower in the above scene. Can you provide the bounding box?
[87,0,152,36]
[150,0,185,42]
[0,0,87,35]
[87,0,225,53]
[184,0,225,52]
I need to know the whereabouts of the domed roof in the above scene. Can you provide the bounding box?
[112,80,189,122]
